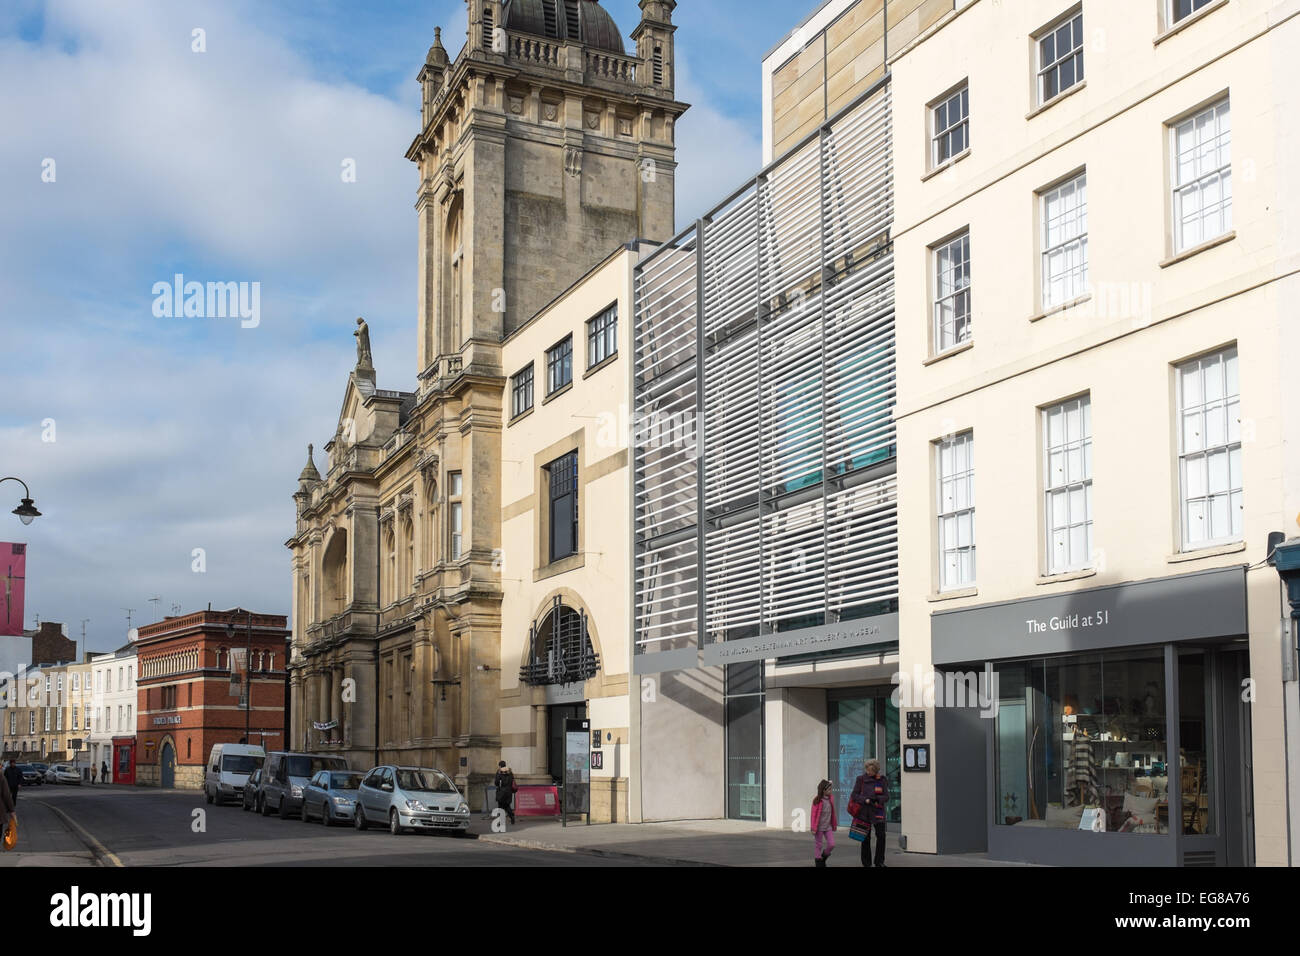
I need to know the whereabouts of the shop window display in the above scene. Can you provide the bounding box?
[994,649,1211,834]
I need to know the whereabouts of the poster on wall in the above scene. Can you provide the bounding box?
[563,717,590,821]
[837,733,866,801]
[0,543,26,637]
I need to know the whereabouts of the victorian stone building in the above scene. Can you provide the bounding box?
[287,0,686,805]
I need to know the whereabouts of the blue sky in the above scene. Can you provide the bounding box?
[0,0,793,653]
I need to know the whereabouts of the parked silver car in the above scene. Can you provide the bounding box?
[44,764,81,785]
[353,766,470,835]
[301,770,364,826]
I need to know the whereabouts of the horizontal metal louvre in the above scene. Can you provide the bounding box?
[762,497,826,627]
[824,85,894,263]
[633,365,697,542]
[824,251,896,472]
[704,518,761,636]
[826,475,898,614]
[702,187,759,340]
[634,536,698,649]
[634,233,697,388]
[703,328,760,512]
[759,139,822,304]
[634,80,897,659]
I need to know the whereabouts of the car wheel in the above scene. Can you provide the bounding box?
[322,806,331,827]
[354,805,367,831]
[279,797,290,820]
[389,809,403,835]
[300,801,311,823]
[242,798,250,813]
[259,796,269,817]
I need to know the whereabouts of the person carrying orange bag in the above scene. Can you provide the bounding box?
[1,770,15,851]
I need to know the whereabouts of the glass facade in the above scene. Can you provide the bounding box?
[725,662,764,821]
[828,691,901,825]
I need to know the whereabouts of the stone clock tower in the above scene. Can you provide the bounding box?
[410,0,685,374]
[288,0,686,806]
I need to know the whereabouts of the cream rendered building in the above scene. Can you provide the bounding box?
[498,244,637,822]
[891,0,1299,865]
[287,0,685,806]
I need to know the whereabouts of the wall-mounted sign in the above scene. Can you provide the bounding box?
[563,717,590,824]
[906,711,926,740]
[152,715,181,726]
[516,785,560,817]
[699,613,899,666]
[591,751,603,770]
[932,566,1247,665]
[903,744,930,773]
[591,729,601,750]
[311,720,338,731]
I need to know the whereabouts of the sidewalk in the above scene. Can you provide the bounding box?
[0,798,96,868]
[476,816,1034,867]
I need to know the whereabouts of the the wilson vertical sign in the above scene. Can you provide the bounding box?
[0,543,26,637]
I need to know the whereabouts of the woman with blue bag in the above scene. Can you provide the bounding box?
[849,759,890,867]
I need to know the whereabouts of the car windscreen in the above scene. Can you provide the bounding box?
[328,772,364,791]
[395,769,456,793]
[221,754,261,774]
[286,756,347,778]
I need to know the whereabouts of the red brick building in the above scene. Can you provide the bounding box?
[135,608,290,789]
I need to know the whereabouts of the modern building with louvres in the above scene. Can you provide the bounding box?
[630,0,951,826]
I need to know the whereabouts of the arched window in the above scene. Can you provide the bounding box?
[446,199,465,351]
[322,529,349,616]
[520,599,600,685]
[384,523,396,605]
[402,516,415,593]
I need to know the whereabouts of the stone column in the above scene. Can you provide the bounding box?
[331,666,342,728]
[319,670,332,727]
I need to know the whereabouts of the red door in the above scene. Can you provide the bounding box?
[112,738,136,785]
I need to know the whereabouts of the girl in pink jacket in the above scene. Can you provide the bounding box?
[810,779,838,866]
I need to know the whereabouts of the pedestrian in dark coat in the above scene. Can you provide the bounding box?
[101,760,110,785]
[1,771,14,821]
[850,759,890,868]
[3,760,20,804]
[493,761,516,825]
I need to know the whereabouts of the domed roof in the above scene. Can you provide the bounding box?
[503,0,626,54]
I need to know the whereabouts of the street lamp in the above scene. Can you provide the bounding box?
[1,477,41,525]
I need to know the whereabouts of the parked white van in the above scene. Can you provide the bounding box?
[205,743,266,806]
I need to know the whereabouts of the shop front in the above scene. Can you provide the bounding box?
[932,566,1253,866]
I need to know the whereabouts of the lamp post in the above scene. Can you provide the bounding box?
[0,477,41,524]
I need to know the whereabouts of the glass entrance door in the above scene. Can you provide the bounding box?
[828,690,902,827]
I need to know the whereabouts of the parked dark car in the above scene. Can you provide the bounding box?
[18,764,42,786]
[260,752,350,819]
[242,768,263,812]
[301,770,364,826]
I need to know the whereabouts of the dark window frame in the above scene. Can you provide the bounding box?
[511,363,535,419]
[546,335,574,395]
[546,451,579,563]
[586,303,618,369]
